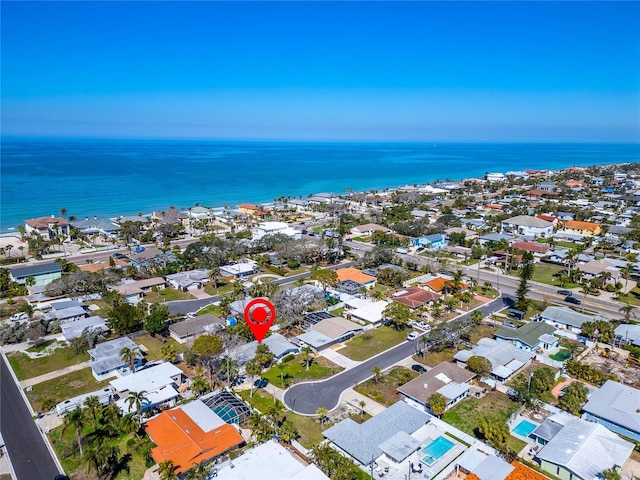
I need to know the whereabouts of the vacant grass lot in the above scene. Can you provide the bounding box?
[355,366,418,406]
[239,389,325,448]
[530,263,579,289]
[144,288,194,303]
[135,334,185,362]
[340,327,407,361]
[262,356,343,388]
[26,368,109,412]
[7,345,89,380]
[442,391,526,453]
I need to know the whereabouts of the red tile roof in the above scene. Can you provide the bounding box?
[25,217,69,228]
[512,241,549,254]
[392,287,441,308]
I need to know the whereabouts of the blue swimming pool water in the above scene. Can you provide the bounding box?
[421,436,455,465]
[214,405,239,424]
[512,420,537,437]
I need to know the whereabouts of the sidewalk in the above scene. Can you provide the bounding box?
[19,360,92,388]
[341,387,386,416]
[318,347,360,370]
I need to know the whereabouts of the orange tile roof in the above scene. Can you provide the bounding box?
[536,215,556,223]
[392,287,441,308]
[336,267,376,284]
[422,277,468,293]
[485,204,503,210]
[565,180,583,187]
[507,461,550,480]
[564,220,599,231]
[25,216,69,228]
[145,408,243,474]
[238,203,261,210]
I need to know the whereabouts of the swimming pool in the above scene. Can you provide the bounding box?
[214,405,240,424]
[512,419,537,438]
[421,436,455,466]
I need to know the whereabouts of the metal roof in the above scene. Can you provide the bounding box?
[583,380,640,434]
[539,306,600,328]
[10,262,62,278]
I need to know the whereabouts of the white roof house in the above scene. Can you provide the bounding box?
[343,297,390,324]
[583,380,640,442]
[614,323,640,347]
[110,362,183,394]
[500,215,554,237]
[220,261,258,279]
[454,338,534,381]
[252,222,301,241]
[538,306,602,332]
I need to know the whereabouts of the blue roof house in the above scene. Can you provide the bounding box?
[411,234,447,252]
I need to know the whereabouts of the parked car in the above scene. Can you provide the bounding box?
[416,321,430,331]
[503,320,517,328]
[254,378,268,388]
[557,289,572,296]
[565,296,581,305]
[9,312,28,321]
[411,364,427,374]
[407,331,420,341]
[112,252,126,259]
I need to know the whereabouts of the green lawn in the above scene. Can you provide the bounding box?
[7,345,89,380]
[340,327,407,361]
[615,290,640,307]
[144,288,194,303]
[26,368,110,412]
[262,356,343,388]
[442,391,525,454]
[238,389,325,448]
[549,349,571,361]
[530,262,580,287]
[416,346,459,367]
[354,367,418,406]
[135,334,185,361]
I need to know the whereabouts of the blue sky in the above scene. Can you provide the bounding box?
[2,1,639,142]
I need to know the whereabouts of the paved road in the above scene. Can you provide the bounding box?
[0,356,62,480]
[283,296,505,414]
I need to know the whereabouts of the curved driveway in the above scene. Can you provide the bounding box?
[284,295,505,414]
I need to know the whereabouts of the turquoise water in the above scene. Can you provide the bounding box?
[2,139,639,232]
[512,419,537,437]
[213,405,239,424]
[422,436,455,465]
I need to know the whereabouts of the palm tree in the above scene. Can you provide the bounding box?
[245,359,262,397]
[372,366,382,385]
[120,346,138,373]
[621,263,634,294]
[619,303,637,322]
[316,407,328,426]
[186,462,208,479]
[158,460,179,480]
[208,266,220,289]
[190,376,210,395]
[83,444,108,479]
[62,407,85,455]
[83,395,102,430]
[359,400,366,418]
[126,390,149,417]
[300,345,313,371]
[279,420,298,443]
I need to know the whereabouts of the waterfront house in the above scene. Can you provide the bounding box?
[500,215,554,237]
[238,203,265,217]
[563,220,602,236]
[70,218,120,235]
[494,322,558,352]
[144,399,244,475]
[9,262,62,286]
[411,233,447,252]
[582,380,640,442]
[24,216,70,240]
[397,362,475,414]
[152,207,188,226]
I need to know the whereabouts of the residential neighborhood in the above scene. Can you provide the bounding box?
[2,163,640,480]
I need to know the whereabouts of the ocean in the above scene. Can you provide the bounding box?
[1,139,639,233]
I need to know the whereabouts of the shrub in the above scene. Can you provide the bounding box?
[268,265,286,276]
[281,353,296,363]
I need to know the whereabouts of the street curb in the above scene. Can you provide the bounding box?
[1,352,65,475]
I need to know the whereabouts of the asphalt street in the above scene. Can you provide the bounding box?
[283,296,505,414]
[0,355,62,480]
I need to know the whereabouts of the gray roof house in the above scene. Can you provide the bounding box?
[165,269,209,291]
[537,306,602,333]
[9,262,62,286]
[397,362,475,414]
[614,323,640,347]
[500,215,554,237]
[232,333,299,365]
[454,338,534,382]
[535,418,634,480]
[88,337,143,381]
[169,314,225,344]
[296,316,363,351]
[583,380,640,442]
[60,316,109,341]
[323,401,430,467]
[494,322,558,352]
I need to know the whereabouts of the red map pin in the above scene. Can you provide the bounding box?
[243,298,276,343]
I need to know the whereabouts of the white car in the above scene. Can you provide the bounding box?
[416,321,431,331]
[9,312,28,321]
[407,331,420,341]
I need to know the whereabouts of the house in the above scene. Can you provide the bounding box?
[391,288,441,309]
[539,181,556,192]
[582,380,640,442]
[500,215,554,237]
[335,267,377,292]
[479,233,513,245]
[486,173,506,182]
[109,277,167,304]
[323,401,430,467]
[70,218,120,235]
[152,207,188,226]
[350,223,391,236]
[537,306,600,335]
[512,241,550,256]
[534,417,633,480]
[420,276,468,294]
[614,324,640,347]
[60,316,109,341]
[411,233,447,252]
[129,247,175,270]
[494,322,558,352]
[343,298,390,324]
[453,338,534,383]
[297,315,363,351]
[220,261,258,279]
[24,216,70,240]
[397,362,475,414]
[9,262,62,286]
[144,399,244,475]
[166,269,209,291]
[536,214,559,226]
[238,203,265,217]
[214,440,329,480]
[43,305,89,323]
[88,336,143,381]
[169,314,225,344]
[111,362,184,414]
[563,221,602,236]
[232,333,299,365]
[576,259,620,281]
[252,222,301,240]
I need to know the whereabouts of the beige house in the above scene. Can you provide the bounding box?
[24,216,70,240]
